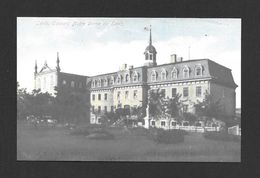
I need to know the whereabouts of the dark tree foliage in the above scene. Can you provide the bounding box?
[194,90,222,122]
[148,88,164,119]
[53,86,89,124]
[17,82,55,120]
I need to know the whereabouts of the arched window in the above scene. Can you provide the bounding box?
[103,78,108,86]
[117,75,122,84]
[43,77,46,89]
[110,76,114,85]
[62,79,67,85]
[97,79,101,87]
[195,65,203,76]
[79,82,82,88]
[125,73,130,83]
[151,70,157,82]
[92,80,95,88]
[149,54,153,60]
[133,72,139,82]
[145,53,149,60]
[183,66,190,78]
[71,81,75,88]
[161,68,167,80]
[37,78,41,88]
[50,75,54,87]
[171,67,178,79]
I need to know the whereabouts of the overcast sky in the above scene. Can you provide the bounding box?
[17,17,241,108]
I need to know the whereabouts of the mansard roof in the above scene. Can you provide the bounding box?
[148,59,237,88]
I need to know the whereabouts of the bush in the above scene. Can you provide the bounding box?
[69,124,103,136]
[204,131,241,142]
[87,129,115,140]
[70,127,90,136]
[130,127,149,136]
[151,129,186,144]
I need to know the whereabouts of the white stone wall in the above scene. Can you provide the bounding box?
[35,72,58,95]
[90,89,114,113]
[113,86,144,109]
[149,80,210,113]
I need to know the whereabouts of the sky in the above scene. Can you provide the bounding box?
[17,17,241,108]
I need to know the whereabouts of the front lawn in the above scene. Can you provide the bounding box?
[17,121,240,161]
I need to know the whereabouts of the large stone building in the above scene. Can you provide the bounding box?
[34,52,88,95]
[34,28,237,126]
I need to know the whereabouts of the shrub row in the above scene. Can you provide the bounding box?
[149,128,186,144]
[204,131,241,142]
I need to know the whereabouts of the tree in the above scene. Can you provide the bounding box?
[164,93,183,129]
[53,86,89,124]
[194,90,222,126]
[148,89,182,129]
[26,89,54,120]
[148,88,164,120]
[17,82,29,120]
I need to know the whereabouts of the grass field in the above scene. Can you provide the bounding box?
[17,121,241,162]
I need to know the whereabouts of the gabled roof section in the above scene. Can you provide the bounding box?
[39,62,55,73]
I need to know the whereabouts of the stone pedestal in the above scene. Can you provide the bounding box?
[143,104,150,129]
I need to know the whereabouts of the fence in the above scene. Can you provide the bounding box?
[228,125,241,136]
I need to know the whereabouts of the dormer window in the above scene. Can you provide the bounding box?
[97,79,101,87]
[183,66,190,78]
[92,80,95,87]
[71,81,75,88]
[125,73,130,83]
[133,72,139,82]
[195,65,203,76]
[104,78,108,86]
[117,75,122,84]
[171,67,178,79]
[110,76,114,85]
[161,68,167,80]
[151,70,157,82]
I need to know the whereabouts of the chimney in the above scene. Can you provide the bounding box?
[177,57,183,62]
[170,54,177,63]
[128,65,134,69]
[120,64,128,70]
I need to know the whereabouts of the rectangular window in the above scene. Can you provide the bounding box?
[161,121,166,127]
[133,90,138,99]
[111,106,114,112]
[125,91,129,99]
[196,86,202,97]
[104,106,107,113]
[98,94,101,100]
[161,89,166,97]
[98,106,101,113]
[104,93,108,100]
[151,121,155,126]
[172,88,177,97]
[92,94,95,101]
[183,87,189,97]
[92,106,95,112]
[117,91,121,100]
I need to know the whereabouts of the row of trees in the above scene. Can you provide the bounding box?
[17,82,89,124]
[147,88,232,128]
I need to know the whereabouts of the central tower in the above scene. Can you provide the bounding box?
[144,25,157,67]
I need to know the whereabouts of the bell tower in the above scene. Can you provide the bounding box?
[144,25,157,67]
